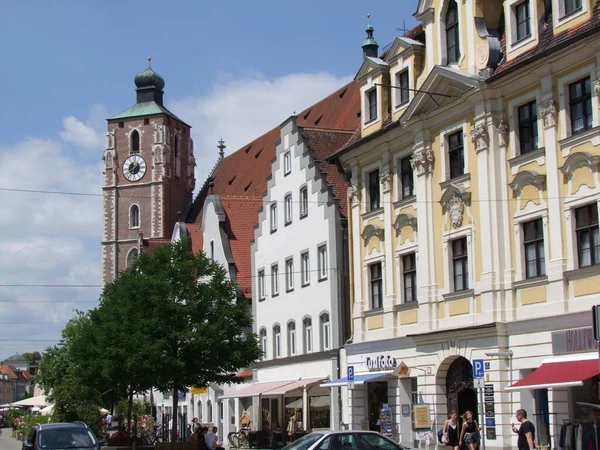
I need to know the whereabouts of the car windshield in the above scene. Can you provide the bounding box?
[39,429,97,449]
[283,433,324,450]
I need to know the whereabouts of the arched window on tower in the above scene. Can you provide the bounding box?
[127,248,139,268]
[131,130,140,154]
[130,204,140,229]
[445,0,460,65]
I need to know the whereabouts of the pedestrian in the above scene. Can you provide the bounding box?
[206,426,224,450]
[443,411,460,450]
[192,417,199,433]
[512,409,535,450]
[105,413,113,431]
[459,411,480,450]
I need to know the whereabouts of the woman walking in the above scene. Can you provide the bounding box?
[443,411,460,450]
[459,411,480,450]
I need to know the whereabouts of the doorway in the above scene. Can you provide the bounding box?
[446,357,478,423]
[367,381,388,431]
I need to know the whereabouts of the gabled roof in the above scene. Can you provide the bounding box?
[383,36,424,63]
[3,353,24,361]
[108,101,186,124]
[355,57,389,81]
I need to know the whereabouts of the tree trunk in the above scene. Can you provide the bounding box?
[171,381,179,443]
[127,391,134,439]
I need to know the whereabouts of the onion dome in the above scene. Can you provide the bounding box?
[134,57,165,91]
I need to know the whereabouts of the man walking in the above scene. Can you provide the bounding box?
[105,412,113,431]
[512,409,535,450]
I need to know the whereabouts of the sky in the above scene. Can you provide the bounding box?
[0,1,418,360]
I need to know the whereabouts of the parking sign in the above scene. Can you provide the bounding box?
[348,365,355,381]
[473,359,484,378]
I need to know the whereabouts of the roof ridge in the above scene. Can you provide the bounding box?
[300,127,356,134]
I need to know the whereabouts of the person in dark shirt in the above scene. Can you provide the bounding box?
[512,409,535,450]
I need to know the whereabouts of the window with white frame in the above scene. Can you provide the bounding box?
[303,318,313,353]
[318,245,328,280]
[569,77,593,135]
[368,169,381,211]
[285,257,294,291]
[448,131,465,179]
[284,194,293,224]
[300,186,308,218]
[523,219,546,278]
[287,322,296,356]
[130,204,140,228]
[273,325,281,359]
[258,270,266,300]
[400,156,414,198]
[366,88,378,122]
[271,263,279,296]
[396,69,410,107]
[451,237,469,291]
[514,0,531,43]
[402,253,417,302]
[130,130,140,154]
[518,101,538,154]
[370,262,383,309]
[320,313,330,351]
[575,204,599,268]
[563,0,582,17]
[284,151,292,175]
[259,328,267,360]
[445,0,460,64]
[270,203,277,232]
[301,251,310,286]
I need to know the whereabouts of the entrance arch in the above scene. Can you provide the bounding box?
[446,356,478,423]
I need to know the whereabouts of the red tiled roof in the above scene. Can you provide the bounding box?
[143,239,173,255]
[0,365,17,380]
[186,81,360,299]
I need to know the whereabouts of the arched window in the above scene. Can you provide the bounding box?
[260,328,267,360]
[445,0,460,65]
[207,400,213,423]
[303,318,313,353]
[273,325,281,359]
[197,401,202,421]
[287,322,296,356]
[174,135,179,158]
[320,313,330,351]
[127,248,139,268]
[131,130,140,154]
[130,204,140,228]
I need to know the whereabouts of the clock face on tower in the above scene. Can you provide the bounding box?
[122,155,147,182]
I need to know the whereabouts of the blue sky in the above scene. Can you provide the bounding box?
[0,1,418,360]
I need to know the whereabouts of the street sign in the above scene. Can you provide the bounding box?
[348,365,355,381]
[485,418,496,427]
[348,381,355,390]
[473,359,485,378]
[474,378,484,389]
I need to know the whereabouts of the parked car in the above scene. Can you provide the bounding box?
[23,422,100,450]
[282,431,414,450]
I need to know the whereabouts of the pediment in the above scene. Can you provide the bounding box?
[383,37,424,63]
[355,57,389,81]
[401,66,483,123]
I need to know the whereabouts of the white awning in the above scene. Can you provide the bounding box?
[263,377,327,396]
[220,380,296,399]
[320,371,392,388]
[10,395,48,407]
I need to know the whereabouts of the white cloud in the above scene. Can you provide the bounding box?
[169,71,352,185]
[59,104,107,150]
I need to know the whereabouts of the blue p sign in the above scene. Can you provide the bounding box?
[473,359,484,378]
[347,366,355,381]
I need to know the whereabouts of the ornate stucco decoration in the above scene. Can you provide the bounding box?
[559,152,600,181]
[474,17,502,76]
[379,170,393,192]
[440,184,471,229]
[508,170,546,194]
[410,144,435,175]
[497,120,509,147]
[153,146,163,164]
[539,100,557,128]
[470,124,489,152]
[361,224,385,245]
[348,184,362,204]
[104,151,115,170]
[392,213,418,233]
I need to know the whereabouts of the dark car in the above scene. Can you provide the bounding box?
[23,422,100,450]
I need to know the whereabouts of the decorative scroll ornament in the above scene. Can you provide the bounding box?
[410,145,435,174]
[497,120,509,147]
[539,100,557,128]
[447,194,464,228]
[348,184,362,204]
[379,170,393,192]
[470,124,489,152]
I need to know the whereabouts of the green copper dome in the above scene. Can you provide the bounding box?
[134,57,165,91]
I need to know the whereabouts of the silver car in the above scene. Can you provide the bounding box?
[281,431,411,450]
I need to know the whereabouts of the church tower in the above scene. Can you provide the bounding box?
[102,58,195,284]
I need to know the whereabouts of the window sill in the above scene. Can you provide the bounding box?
[513,275,548,290]
[559,7,584,22]
[564,264,600,281]
[508,147,545,168]
[364,117,379,127]
[560,126,600,155]
[394,195,416,209]
[440,173,470,190]
[284,171,291,177]
[394,100,409,110]
[510,34,534,51]
[258,297,266,302]
[270,228,277,234]
[362,207,384,220]
[129,226,141,230]
[394,301,419,312]
[318,276,328,283]
[442,289,474,301]
[272,292,279,298]
[284,220,292,227]
[301,282,310,288]
[300,213,308,220]
[286,288,294,293]
[364,307,384,317]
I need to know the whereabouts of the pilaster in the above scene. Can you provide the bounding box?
[348,169,365,342]
[380,163,395,331]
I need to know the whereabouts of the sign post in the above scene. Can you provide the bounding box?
[472,359,486,450]
[347,365,355,390]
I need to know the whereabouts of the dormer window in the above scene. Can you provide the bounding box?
[446,0,460,64]
[396,69,410,107]
[564,0,582,16]
[515,1,531,42]
[367,88,378,122]
[130,130,140,155]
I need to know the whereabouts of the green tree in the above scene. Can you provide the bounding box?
[21,351,42,375]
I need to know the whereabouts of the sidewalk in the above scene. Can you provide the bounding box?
[0,433,22,450]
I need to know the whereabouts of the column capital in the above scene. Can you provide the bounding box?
[539,100,557,129]
[410,141,434,175]
[379,170,393,192]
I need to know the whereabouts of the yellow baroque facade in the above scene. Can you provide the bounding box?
[329,0,600,448]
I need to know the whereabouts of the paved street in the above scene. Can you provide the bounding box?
[0,433,21,450]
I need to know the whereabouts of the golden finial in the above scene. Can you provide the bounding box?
[147,56,152,68]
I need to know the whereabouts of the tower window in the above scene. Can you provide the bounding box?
[126,248,139,268]
[131,130,140,155]
[144,118,150,126]
[130,205,140,229]
[446,0,460,64]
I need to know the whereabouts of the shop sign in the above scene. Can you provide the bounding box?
[191,386,208,395]
[392,361,409,378]
[552,327,599,354]
[413,404,431,429]
[366,355,397,371]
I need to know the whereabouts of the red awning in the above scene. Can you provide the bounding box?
[507,354,600,390]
